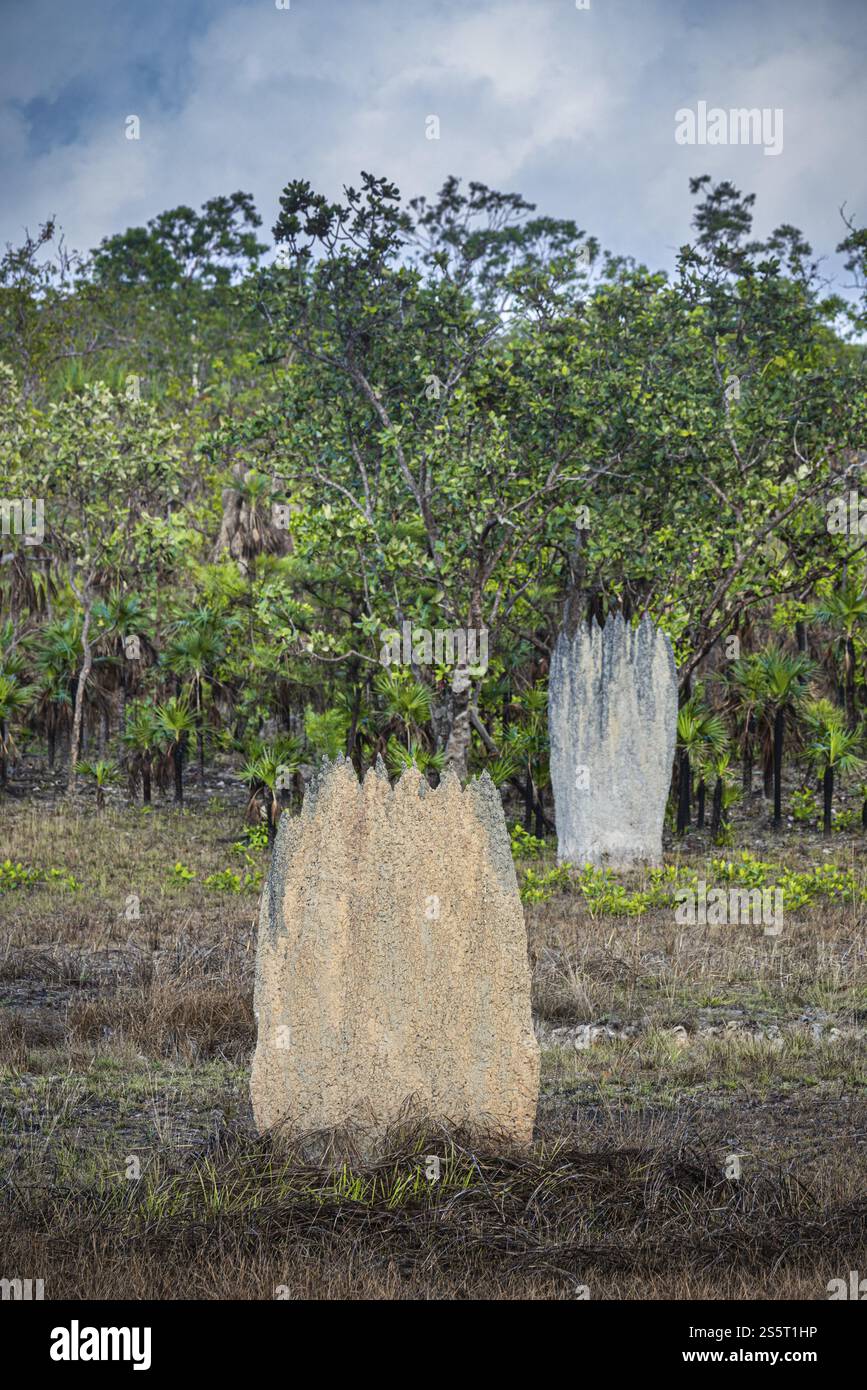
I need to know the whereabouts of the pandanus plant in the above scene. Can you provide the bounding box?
[164,613,227,789]
[304,706,350,762]
[33,613,81,769]
[31,666,72,771]
[0,673,34,791]
[501,684,551,837]
[374,671,434,751]
[74,758,120,811]
[384,737,446,780]
[93,589,152,732]
[802,700,865,836]
[0,624,33,787]
[675,692,727,835]
[708,751,739,842]
[724,653,767,795]
[155,697,196,805]
[812,579,867,730]
[240,737,303,844]
[122,702,161,805]
[755,647,817,829]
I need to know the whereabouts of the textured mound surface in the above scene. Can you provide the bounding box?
[250,760,539,1143]
[549,614,678,869]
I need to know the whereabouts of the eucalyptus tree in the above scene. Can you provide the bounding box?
[648,179,867,687]
[1,375,184,794]
[242,173,601,778]
[0,220,116,404]
[89,191,266,403]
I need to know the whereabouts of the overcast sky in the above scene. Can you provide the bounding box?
[1,0,864,290]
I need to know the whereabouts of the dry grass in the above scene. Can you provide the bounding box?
[2,1116,864,1300]
[1,792,866,1299]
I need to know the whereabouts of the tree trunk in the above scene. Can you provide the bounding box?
[68,602,94,795]
[845,638,857,729]
[142,755,152,806]
[742,718,754,794]
[47,726,56,770]
[710,776,724,839]
[345,617,362,772]
[562,526,586,638]
[823,766,833,836]
[173,741,184,805]
[696,779,706,829]
[535,785,545,841]
[676,752,691,834]
[195,680,205,788]
[0,719,7,790]
[524,774,534,832]
[443,663,472,780]
[773,708,784,828]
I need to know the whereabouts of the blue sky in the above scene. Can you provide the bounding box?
[1,0,864,290]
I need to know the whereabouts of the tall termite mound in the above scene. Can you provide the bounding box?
[250,759,539,1144]
[548,614,678,870]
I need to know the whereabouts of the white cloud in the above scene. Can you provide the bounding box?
[0,0,863,295]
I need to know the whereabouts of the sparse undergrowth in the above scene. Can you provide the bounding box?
[1,797,865,1298]
[2,1114,865,1300]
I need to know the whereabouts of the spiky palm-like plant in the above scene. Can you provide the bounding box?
[122,702,161,805]
[756,647,816,828]
[164,614,227,790]
[707,751,739,842]
[485,753,521,788]
[93,588,152,731]
[32,614,81,769]
[374,671,433,751]
[31,667,72,770]
[304,706,351,763]
[724,653,767,795]
[676,693,727,835]
[812,579,867,729]
[0,673,35,790]
[0,620,27,681]
[155,697,196,806]
[74,758,120,811]
[384,737,446,780]
[802,700,865,835]
[239,738,303,842]
[502,684,550,837]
